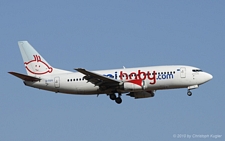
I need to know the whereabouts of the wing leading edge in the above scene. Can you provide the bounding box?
[75,68,122,90]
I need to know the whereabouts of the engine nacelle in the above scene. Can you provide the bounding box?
[123,80,146,91]
[127,91,155,99]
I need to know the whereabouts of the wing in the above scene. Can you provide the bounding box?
[75,68,122,90]
[8,72,41,81]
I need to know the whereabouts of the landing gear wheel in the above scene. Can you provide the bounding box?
[187,90,192,96]
[115,97,122,104]
[109,94,116,100]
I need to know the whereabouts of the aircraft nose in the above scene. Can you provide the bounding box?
[205,73,213,82]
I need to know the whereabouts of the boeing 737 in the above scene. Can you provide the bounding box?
[9,41,213,104]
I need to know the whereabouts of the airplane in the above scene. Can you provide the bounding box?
[9,41,213,104]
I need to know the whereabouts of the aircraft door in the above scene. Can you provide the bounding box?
[54,77,60,88]
[180,67,186,78]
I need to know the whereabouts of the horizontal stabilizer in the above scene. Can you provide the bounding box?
[8,72,41,81]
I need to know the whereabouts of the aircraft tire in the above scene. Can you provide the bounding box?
[187,91,192,96]
[109,94,116,100]
[115,97,122,104]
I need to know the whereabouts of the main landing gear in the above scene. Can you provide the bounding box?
[109,93,122,104]
[187,90,192,96]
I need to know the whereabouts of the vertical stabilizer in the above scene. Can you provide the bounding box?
[18,41,70,76]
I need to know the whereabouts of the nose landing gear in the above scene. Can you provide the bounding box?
[187,85,198,96]
[187,90,192,96]
[109,93,122,104]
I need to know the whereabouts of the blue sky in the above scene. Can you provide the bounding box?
[1,1,224,140]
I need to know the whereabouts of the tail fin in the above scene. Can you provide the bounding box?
[18,41,70,76]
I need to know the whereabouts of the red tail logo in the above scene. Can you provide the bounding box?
[24,55,53,75]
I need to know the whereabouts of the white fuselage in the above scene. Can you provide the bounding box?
[9,41,213,104]
[24,65,212,95]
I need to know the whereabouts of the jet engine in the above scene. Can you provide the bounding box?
[126,91,155,99]
[122,80,146,91]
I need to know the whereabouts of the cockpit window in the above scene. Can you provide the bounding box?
[192,69,203,72]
